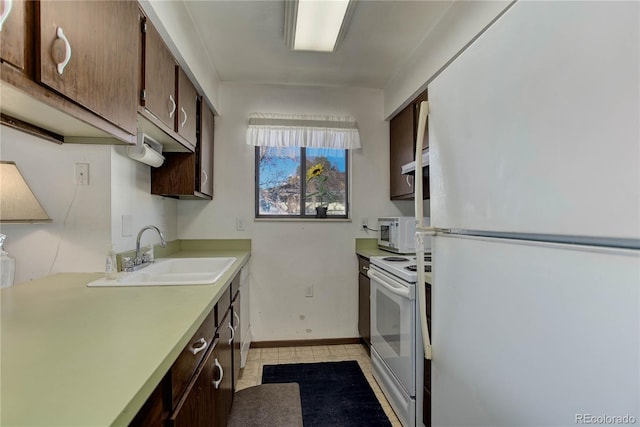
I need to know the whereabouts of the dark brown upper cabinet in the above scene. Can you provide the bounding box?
[141,16,178,133]
[199,99,214,197]
[389,90,429,200]
[1,0,28,72]
[177,68,198,147]
[151,98,214,200]
[140,16,198,152]
[37,0,138,136]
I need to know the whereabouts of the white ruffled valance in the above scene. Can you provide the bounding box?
[246,112,361,150]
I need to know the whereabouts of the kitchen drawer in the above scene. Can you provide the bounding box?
[358,256,370,276]
[170,307,216,406]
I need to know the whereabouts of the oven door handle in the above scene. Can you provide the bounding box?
[367,268,411,299]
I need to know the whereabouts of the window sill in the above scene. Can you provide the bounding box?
[254,218,352,223]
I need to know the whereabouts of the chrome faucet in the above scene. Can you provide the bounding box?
[127,225,166,270]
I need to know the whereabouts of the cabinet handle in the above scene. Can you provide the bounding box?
[180,107,188,127]
[168,94,176,118]
[201,170,208,185]
[406,175,414,188]
[227,322,235,344]
[362,266,369,271]
[55,27,72,75]
[189,337,207,355]
[233,311,240,331]
[213,357,223,389]
[0,0,13,31]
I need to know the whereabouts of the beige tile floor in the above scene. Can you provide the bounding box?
[236,344,402,427]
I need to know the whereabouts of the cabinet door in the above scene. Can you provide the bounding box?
[170,308,216,404]
[214,310,234,427]
[169,342,216,427]
[129,379,165,427]
[390,103,415,199]
[38,0,138,135]
[177,68,198,146]
[143,17,177,131]
[1,0,26,71]
[358,273,370,348]
[199,100,214,197]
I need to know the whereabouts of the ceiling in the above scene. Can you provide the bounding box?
[183,0,454,89]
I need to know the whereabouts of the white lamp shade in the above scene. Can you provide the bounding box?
[0,161,51,223]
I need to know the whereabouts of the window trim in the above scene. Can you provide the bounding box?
[254,146,350,219]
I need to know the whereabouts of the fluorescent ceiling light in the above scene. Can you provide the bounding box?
[285,0,355,52]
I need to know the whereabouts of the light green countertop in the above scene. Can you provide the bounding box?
[355,238,392,258]
[1,246,250,427]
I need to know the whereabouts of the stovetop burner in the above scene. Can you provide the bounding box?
[405,265,432,273]
[382,256,411,262]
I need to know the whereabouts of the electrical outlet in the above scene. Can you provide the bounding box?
[75,163,89,185]
[236,217,245,231]
[305,285,313,297]
[362,217,369,229]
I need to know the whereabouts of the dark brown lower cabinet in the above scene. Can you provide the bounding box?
[168,339,218,427]
[357,256,371,349]
[129,377,166,427]
[215,310,234,427]
[130,275,240,427]
[231,291,241,391]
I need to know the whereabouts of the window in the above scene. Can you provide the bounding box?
[255,146,349,218]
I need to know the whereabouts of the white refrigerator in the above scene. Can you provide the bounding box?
[414,1,640,426]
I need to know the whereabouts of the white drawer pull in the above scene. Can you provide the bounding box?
[233,311,240,330]
[181,107,187,127]
[227,322,235,344]
[169,94,176,118]
[0,0,13,32]
[213,357,223,389]
[189,337,207,355]
[56,27,72,75]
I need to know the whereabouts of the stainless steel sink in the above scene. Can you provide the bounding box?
[87,257,237,287]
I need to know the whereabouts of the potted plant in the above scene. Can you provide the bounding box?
[306,162,336,218]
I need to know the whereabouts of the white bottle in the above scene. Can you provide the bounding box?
[105,246,117,280]
[0,234,15,288]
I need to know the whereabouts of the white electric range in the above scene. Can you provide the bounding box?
[369,253,432,283]
[367,252,432,427]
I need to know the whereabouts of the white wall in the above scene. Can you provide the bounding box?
[384,0,511,119]
[178,82,413,341]
[110,147,178,253]
[0,126,177,284]
[0,126,111,283]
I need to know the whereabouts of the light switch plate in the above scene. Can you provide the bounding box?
[122,215,133,237]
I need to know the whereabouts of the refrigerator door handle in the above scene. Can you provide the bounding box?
[416,233,433,360]
[414,101,429,229]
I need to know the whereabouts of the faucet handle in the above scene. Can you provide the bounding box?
[122,256,134,271]
[141,246,154,264]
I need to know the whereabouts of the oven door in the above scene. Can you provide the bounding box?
[368,265,416,395]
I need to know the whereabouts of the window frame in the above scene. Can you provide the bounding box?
[254,146,350,219]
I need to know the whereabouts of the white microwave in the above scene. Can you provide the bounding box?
[378,217,430,254]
